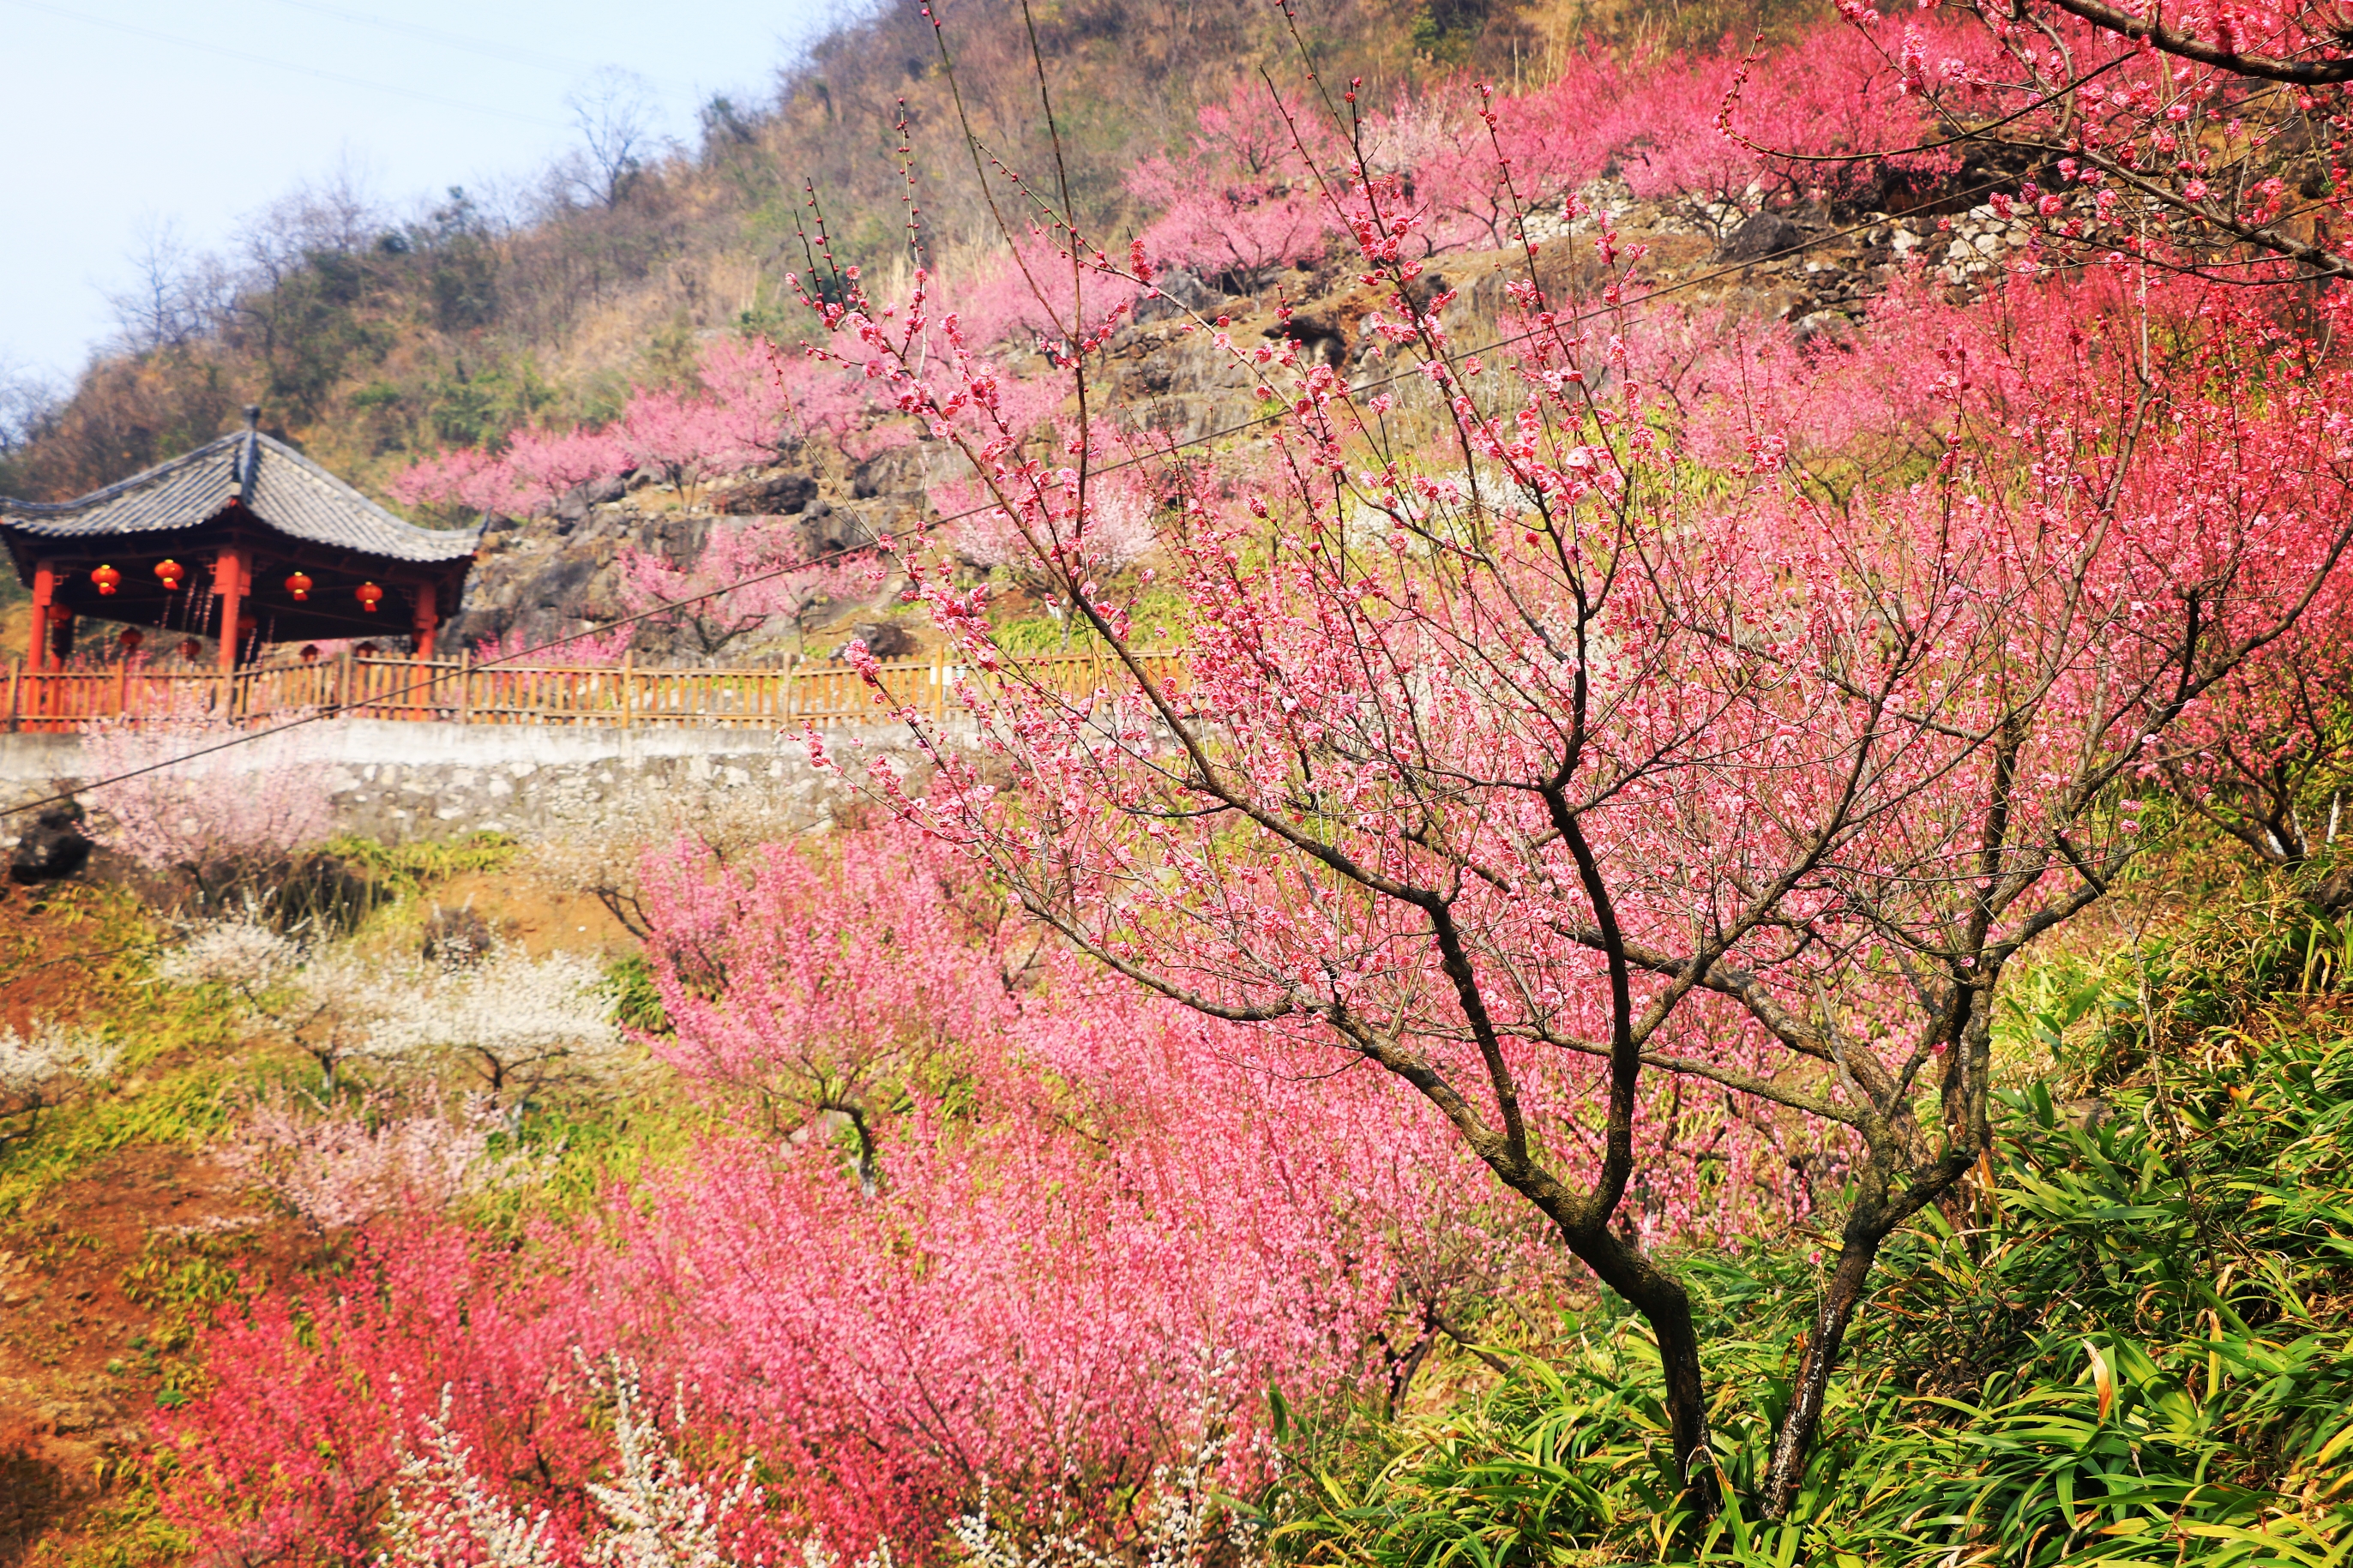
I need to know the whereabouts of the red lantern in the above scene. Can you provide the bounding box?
[178,638,202,661]
[286,570,313,601]
[299,643,321,663]
[91,563,121,596]
[154,558,184,591]
[356,581,384,613]
[117,628,143,652]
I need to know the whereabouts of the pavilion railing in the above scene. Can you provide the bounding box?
[3,649,1188,735]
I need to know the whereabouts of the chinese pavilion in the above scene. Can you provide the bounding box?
[0,409,479,673]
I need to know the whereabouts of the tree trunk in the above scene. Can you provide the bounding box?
[1574,1221,1721,1516]
[1760,1229,1884,1517]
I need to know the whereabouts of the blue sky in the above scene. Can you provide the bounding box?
[0,0,848,383]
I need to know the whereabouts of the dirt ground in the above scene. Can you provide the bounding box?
[424,868,639,958]
[0,1144,283,1565]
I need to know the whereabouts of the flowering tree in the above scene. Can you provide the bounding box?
[805,75,2353,1517]
[153,1218,609,1563]
[377,1365,770,1568]
[1128,81,1342,285]
[0,1018,118,1144]
[387,445,516,516]
[159,921,408,1090]
[366,945,623,1100]
[386,335,903,519]
[635,824,1012,1180]
[218,1090,549,1230]
[501,427,632,514]
[623,826,1563,1550]
[81,708,334,884]
[473,622,635,666]
[617,518,876,662]
[616,386,769,500]
[938,466,1156,641]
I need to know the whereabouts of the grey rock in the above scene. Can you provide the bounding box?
[848,620,920,660]
[719,471,818,516]
[1720,211,1805,262]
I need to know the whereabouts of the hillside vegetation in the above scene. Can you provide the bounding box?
[0,0,1792,510]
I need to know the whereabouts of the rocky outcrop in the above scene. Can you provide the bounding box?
[448,473,921,665]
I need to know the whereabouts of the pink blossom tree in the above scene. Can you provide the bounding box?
[472,622,634,666]
[620,825,1569,1549]
[1890,0,2353,285]
[811,101,2353,1518]
[499,426,631,514]
[81,707,334,884]
[1128,81,1344,285]
[386,446,516,517]
[617,516,877,662]
[615,385,769,500]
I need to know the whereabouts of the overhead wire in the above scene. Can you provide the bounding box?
[7,175,2023,821]
[1,0,569,129]
[250,0,609,78]
[248,0,708,99]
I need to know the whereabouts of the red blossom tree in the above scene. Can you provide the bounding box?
[158,826,1591,1559]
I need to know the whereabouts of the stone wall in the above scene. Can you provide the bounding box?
[0,721,938,844]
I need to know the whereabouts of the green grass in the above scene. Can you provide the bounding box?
[322,830,523,897]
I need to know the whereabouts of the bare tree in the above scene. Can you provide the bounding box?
[563,68,665,208]
[103,217,222,353]
[0,354,60,459]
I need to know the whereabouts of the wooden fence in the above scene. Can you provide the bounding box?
[3,649,1187,734]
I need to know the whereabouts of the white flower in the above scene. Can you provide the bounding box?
[157,918,304,993]
[0,1020,119,1097]
[367,946,623,1097]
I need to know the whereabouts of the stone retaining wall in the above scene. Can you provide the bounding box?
[0,721,937,844]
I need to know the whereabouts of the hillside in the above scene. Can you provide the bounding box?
[0,0,1725,513]
[1,0,2021,665]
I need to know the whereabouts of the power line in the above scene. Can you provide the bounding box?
[1,0,569,130]
[248,0,702,99]
[5,183,2013,818]
[252,0,605,78]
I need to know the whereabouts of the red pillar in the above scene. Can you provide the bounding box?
[27,562,53,672]
[214,547,249,672]
[412,580,439,660]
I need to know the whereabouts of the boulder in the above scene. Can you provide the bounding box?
[849,620,921,661]
[1720,211,1805,262]
[9,804,91,886]
[719,472,818,516]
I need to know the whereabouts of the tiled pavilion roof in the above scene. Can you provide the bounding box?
[0,430,478,563]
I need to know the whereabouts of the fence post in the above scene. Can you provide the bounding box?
[621,650,634,730]
[4,657,17,734]
[455,652,473,725]
[933,643,947,724]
